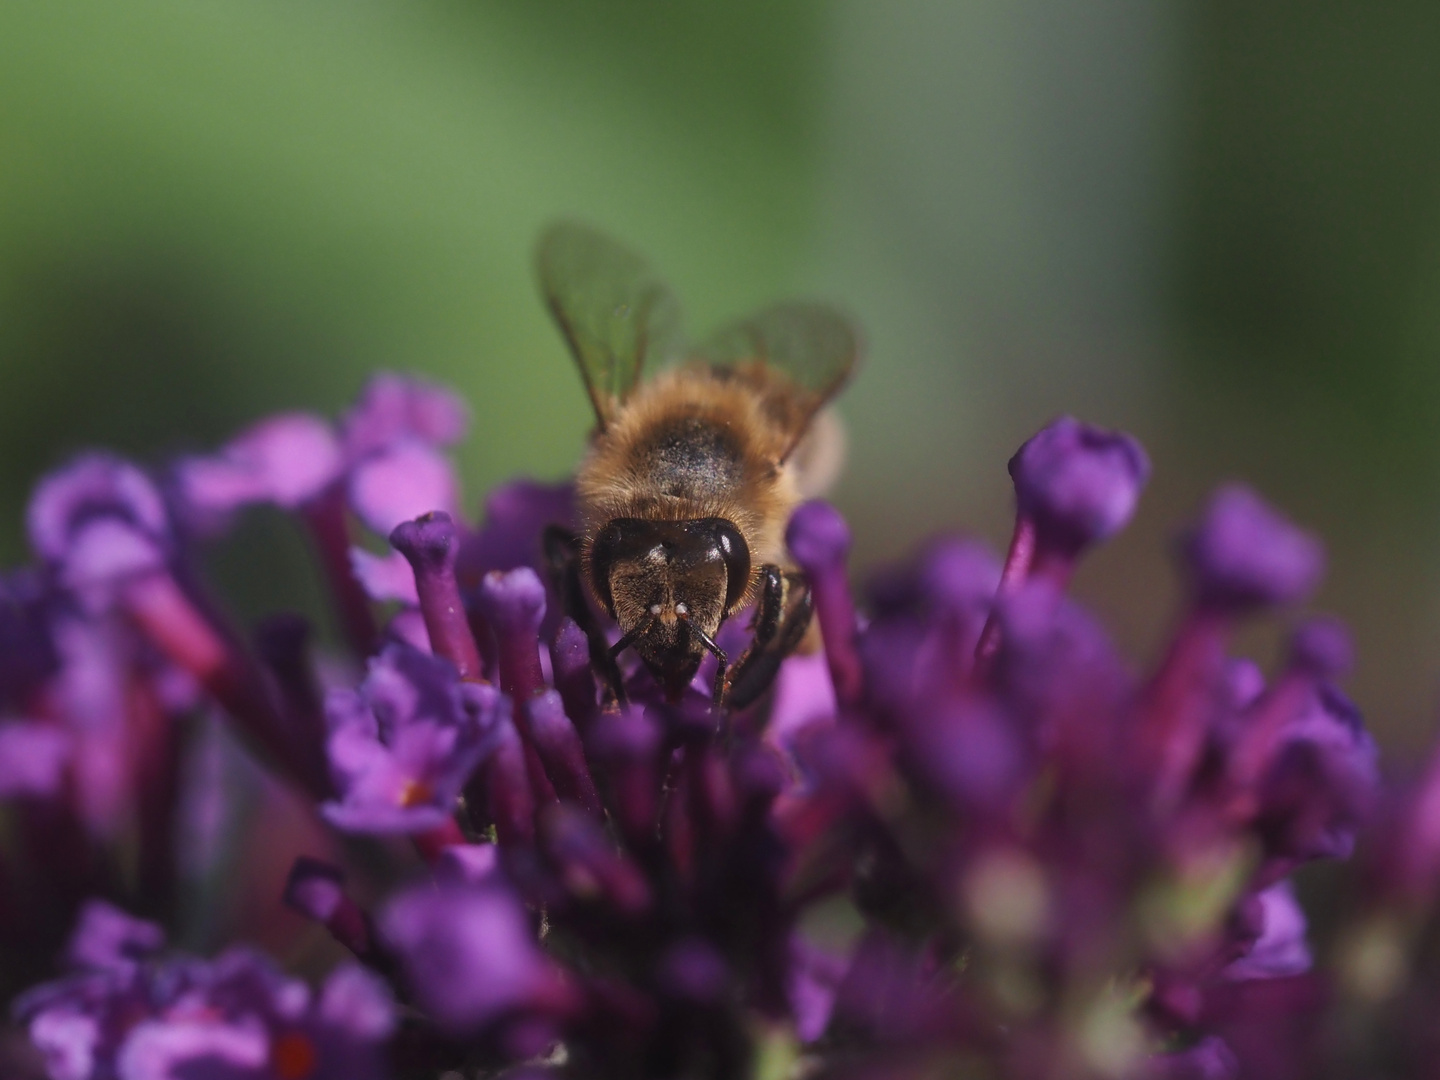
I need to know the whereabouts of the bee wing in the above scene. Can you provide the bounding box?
[698,302,859,460]
[537,222,684,429]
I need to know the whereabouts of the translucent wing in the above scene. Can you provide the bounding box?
[698,302,859,459]
[537,222,683,429]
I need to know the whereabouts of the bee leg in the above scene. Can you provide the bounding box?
[542,524,627,707]
[724,567,814,711]
[682,619,729,711]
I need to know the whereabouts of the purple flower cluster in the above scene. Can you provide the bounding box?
[5,382,1440,1080]
[15,901,392,1080]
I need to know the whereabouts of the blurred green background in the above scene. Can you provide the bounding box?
[2,0,1439,751]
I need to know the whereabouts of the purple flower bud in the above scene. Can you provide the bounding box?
[65,900,164,975]
[1255,684,1378,862]
[1182,485,1324,612]
[787,501,863,710]
[378,879,574,1037]
[284,857,375,961]
[174,412,343,529]
[1008,416,1150,555]
[28,453,169,566]
[526,691,602,816]
[27,453,171,611]
[391,511,484,681]
[477,567,549,705]
[340,371,469,460]
[1287,615,1353,679]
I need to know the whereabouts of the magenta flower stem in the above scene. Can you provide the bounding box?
[300,484,379,657]
[526,691,602,817]
[1140,609,1232,816]
[973,514,1037,669]
[121,571,330,799]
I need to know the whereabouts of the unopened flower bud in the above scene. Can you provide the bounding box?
[1182,485,1324,612]
[1008,416,1150,555]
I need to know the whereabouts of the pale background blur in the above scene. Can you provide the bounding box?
[2,1,1439,753]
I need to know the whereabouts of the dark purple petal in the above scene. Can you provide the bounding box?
[1143,1036,1238,1079]
[27,453,169,566]
[320,644,503,835]
[347,440,461,538]
[341,371,469,460]
[1008,416,1150,554]
[461,479,576,579]
[378,880,572,1036]
[1223,883,1311,981]
[349,547,420,604]
[0,720,71,799]
[1182,485,1324,612]
[65,900,165,975]
[787,501,863,709]
[174,412,343,527]
[435,842,503,884]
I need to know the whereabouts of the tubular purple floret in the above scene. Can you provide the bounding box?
[786,501,863,710]
[300,484,381,656]
[586,707,664,853]
[551,618,599,733]
[1140,488,1326,814]
[484,711,539,846]
[283,856,376,961]
[538,802,653,916]
[525,690,602,817]
[476,567,548,704]
[390,511,484,681]
[1223,618,1355,803]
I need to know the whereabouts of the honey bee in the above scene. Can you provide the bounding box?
[537,222,857,709]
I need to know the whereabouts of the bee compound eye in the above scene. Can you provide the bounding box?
[713,520,751,612]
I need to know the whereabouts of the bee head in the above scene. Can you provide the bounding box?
[589,517,751,697]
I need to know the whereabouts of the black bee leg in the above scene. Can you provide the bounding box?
[683,619,729,710]
[724,567,814,711]
[543,524,627,706]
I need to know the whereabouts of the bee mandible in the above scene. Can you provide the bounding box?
[537,223,858,710]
